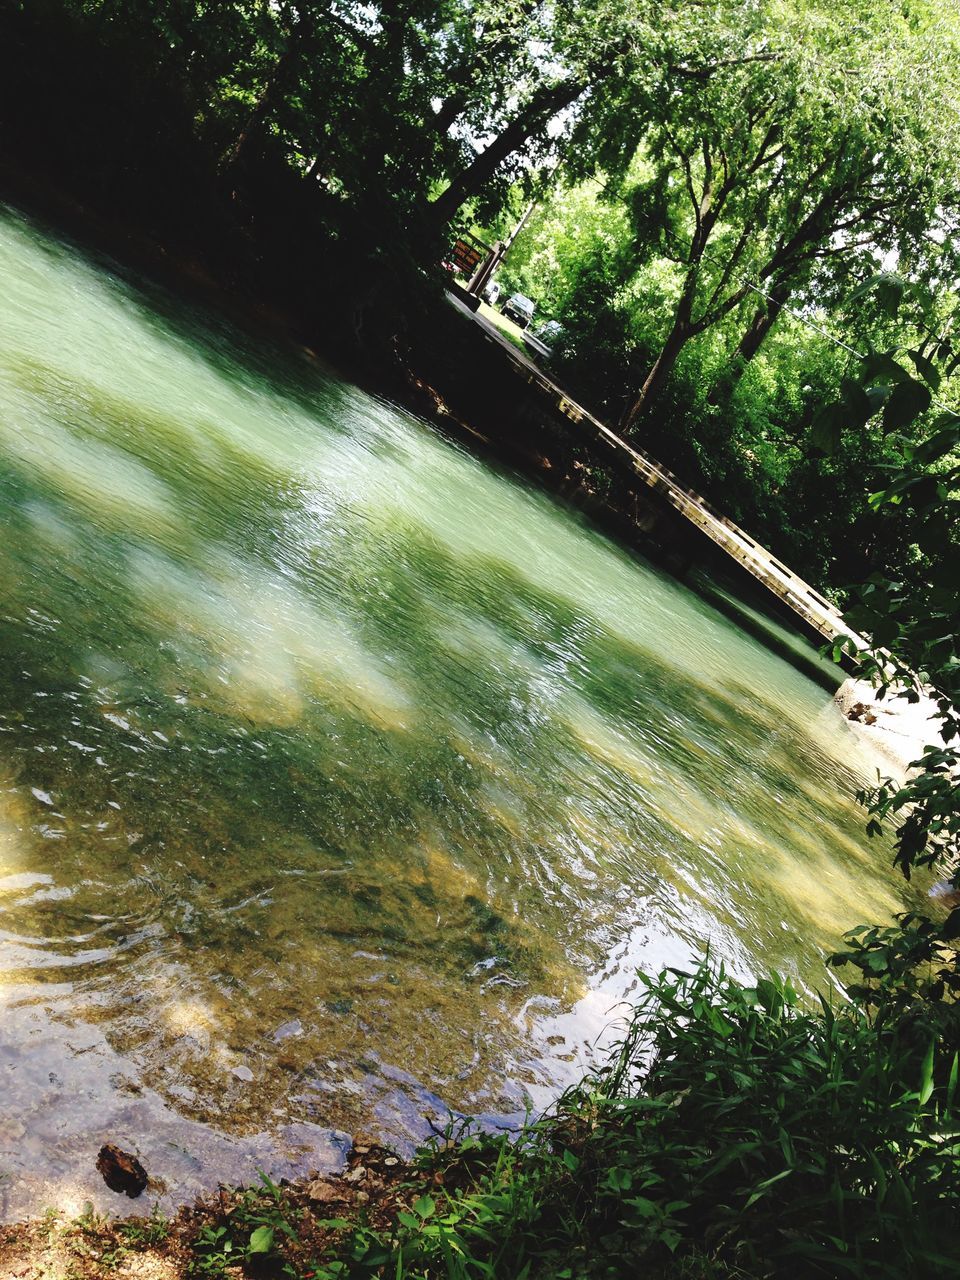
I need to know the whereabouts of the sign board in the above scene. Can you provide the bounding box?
[450,238,484,276]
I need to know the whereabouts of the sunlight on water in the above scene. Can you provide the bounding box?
[0,205,928,1218]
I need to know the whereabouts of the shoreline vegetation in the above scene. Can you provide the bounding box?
[3,963,958,1279]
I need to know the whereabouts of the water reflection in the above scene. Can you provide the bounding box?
[0,204,926,1218]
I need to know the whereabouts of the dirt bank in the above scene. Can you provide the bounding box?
[0,1142,417,1279]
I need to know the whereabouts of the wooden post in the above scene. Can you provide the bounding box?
[468,241,505,297]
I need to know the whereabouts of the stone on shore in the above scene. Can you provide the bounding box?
[834,677,947,776]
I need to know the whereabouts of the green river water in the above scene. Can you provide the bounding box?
[0,206,925,1218]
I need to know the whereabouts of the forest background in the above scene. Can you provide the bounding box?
[3,0,960,600]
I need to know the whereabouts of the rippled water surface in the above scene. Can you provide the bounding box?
[0,207,923,1217]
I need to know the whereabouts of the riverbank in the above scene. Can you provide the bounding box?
[3,959,958,1279]
[835,677,948,776]
[0,1142,415,1280]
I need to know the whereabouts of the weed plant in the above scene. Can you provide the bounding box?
[356,964,959,1279]
[186,963,958,1279]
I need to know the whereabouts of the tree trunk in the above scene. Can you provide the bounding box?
[220,11,310,174]
[620,320,692,433]
[736,280,790,363]
[706,280,790,404]
[426,78,585,228]
[432,92,470,138]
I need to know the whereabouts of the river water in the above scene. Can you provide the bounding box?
[0,206,923,1218]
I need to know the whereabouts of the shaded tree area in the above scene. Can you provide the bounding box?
[486,167,959,596]
[0,1,227,246]
[478,0,960,596]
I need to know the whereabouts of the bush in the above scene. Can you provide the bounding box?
[305,962,960,1279]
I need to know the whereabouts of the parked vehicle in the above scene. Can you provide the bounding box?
[482,279,501,306]
[501,292,535,329]
[531,319,563,350]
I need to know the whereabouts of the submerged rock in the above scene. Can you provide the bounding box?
[273,1019,303,1042]
[96,1143,148,1197]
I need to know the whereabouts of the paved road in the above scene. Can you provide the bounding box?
[447,291,551,371]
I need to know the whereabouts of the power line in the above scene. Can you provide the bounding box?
[744,271,960,419]
[736,276,867,362]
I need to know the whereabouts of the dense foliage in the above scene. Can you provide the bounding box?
[825,336,960,1054]
[486,188,960,596]
[170,966,957,1279]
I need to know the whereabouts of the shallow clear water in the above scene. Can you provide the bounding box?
[0,206,922,1217]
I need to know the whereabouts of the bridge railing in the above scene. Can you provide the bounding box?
[485,325,868,655]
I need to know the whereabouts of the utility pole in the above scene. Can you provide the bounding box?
[467,157,563,297]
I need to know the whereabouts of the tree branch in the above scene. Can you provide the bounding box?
[669,51,783,81]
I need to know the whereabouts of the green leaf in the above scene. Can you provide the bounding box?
[918,1039,935,1106]
[744,1168,793,1208]
[847,274,906,318]
[624,1196,657,1218]
[863,383,890,416]
[840,377,874,426]
[810,402,846,453]
[413,1195,436,1219]
[662,1229,682,1253]
[248,1225,274,1254]
[866,1149,887,1203]
[756,977,779,1014]
[876,273,907,318]
[860,351,911,385]
[883,378,932,433]
[913,422,960,466]
[908,349,941,391]
[606,1167,633,1191]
